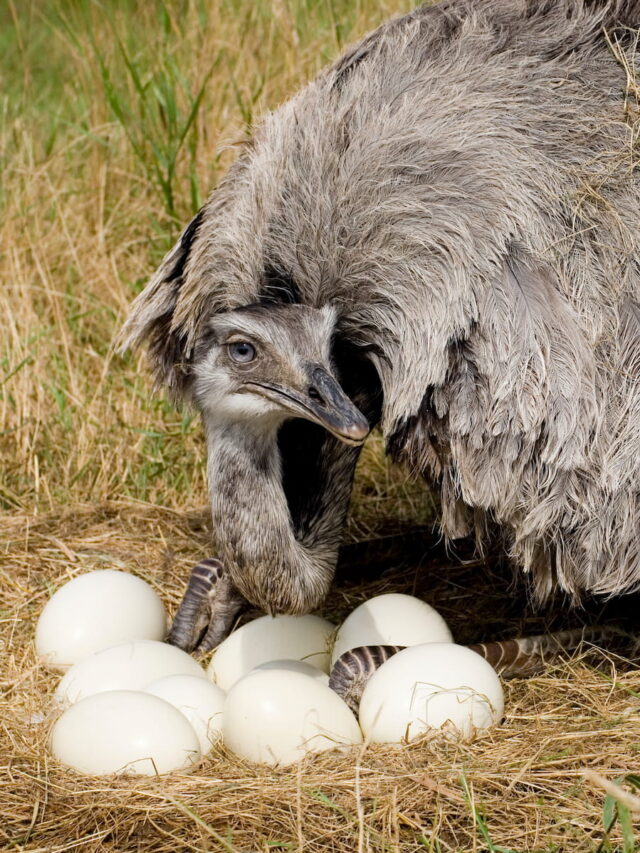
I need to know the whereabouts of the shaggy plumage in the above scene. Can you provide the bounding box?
[121,0,640,609]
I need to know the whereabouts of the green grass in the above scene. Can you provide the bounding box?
[597,775,640,853]
[0,0,415,510]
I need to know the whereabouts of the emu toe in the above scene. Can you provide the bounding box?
[167,558,246,654]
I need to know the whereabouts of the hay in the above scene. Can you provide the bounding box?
[3,502,640,852]
[3,0,638,848]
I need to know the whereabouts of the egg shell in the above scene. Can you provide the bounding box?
[145,674,226,755]
[358,643,504,743]
[223,669,362,766]
[253,659,330,685]
[50,690,201,775]
[55,640,206,705]
[207,614,335,691]
[331,593,453,664]
[36,570,167,671]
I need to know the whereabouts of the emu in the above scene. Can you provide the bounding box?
[120,0,640,653]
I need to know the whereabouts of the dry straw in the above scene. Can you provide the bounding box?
[1,1,639,850]
[3,503,640,852]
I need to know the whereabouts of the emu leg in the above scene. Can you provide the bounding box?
[467,625,634,677]
[328,626,635,713]
[167,558,247,655]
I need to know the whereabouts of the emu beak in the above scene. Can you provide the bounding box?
[303,366,370,444]
[244,365,370,445]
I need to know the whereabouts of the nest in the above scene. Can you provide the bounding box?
[2,501,640,852]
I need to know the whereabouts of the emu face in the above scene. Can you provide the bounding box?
[192,303,369,444]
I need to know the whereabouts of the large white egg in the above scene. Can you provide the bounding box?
[145,674,225,755]
[253,659,330,685]
[55,640,206,705]
[359,643,504,743]
[207,615,335,691]
[35,569,167,671]
[331,593,452,664]
[50,690,201,775]
[223,669,362,766]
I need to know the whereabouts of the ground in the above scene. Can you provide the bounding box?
[4,497,640,851]
[1,2,639,851]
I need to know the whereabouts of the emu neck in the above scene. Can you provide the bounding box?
[205,416,360,614]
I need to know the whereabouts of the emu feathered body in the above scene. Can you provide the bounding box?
[122,0,640,606]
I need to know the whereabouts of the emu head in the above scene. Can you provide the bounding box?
[191,303,369,446]
[183,300,378,615]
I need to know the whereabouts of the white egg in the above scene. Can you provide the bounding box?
[207,614,335,691]
[331,593,453,664]
[145,674,225,755]
[55,640,206,705]
[50,689,201,775]
[223,669,362,766]
[359,643,504,743]
[252,659,330,685]
[35,569,167,671]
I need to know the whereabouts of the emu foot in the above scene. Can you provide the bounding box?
[167,558,247,655]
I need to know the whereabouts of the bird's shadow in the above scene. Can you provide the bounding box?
[330,527,639,663]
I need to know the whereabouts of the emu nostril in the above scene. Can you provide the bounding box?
[308,386,324,404]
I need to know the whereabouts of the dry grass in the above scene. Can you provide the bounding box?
[3,504,640,852]
[2,1,640,850]
[0,0,413,510]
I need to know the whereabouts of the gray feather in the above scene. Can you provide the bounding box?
[120,0,640,605]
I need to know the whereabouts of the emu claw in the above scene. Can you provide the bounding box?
[167,558,246,655]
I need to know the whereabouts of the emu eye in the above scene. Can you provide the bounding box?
[228,341,256,363]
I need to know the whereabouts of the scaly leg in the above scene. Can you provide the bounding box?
[167,558,247,654]
[169,529,437,655]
